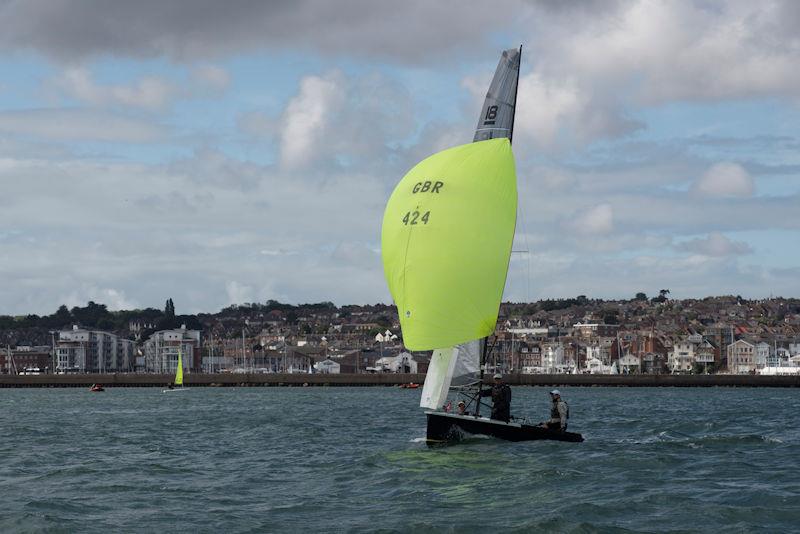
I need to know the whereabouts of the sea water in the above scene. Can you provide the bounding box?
[1,387,798,532]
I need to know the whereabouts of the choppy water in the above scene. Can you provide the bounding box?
[1,387,799,533]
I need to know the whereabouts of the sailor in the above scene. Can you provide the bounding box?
[456,400,468,415]
[480,373,511,422]
[541,389,569,431]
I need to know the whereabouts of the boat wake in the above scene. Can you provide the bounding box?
[619,432,783,446]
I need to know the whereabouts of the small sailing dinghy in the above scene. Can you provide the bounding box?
[382,47,583,444]
[162,350,187,392]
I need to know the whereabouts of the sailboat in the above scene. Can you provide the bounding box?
[381,47,582,444]
[162,349,187,392]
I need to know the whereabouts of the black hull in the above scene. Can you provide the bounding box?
[426,412,583,443]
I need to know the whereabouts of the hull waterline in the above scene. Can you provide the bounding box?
[426,411,583,444]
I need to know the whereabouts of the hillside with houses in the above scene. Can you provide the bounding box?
[2,294,799,376]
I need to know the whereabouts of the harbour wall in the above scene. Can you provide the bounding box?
[2,373,800,388]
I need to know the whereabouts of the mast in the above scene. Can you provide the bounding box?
[509,45,521,144]
[475,45,522,406]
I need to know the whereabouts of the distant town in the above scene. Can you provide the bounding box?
[2,293,800,377]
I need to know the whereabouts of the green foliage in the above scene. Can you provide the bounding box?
[97,318,115,331]
[692,362,716,374]
[602,310,619,324]
[538,296,594,312]
[71,301,112,328]
[164,298,175,319]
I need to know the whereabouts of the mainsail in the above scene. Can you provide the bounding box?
[474,47,521,143]
[382,47,521,410]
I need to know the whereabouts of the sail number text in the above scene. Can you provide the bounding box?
[402,210,430,225]
[405,180,441,225]
[412,181,443,194]
[483,105,498,125]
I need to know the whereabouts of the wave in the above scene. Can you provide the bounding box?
[616,431,784,447]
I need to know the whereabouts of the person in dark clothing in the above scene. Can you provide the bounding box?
[479,373,511,422]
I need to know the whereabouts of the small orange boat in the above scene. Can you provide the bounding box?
[399,383,419,389]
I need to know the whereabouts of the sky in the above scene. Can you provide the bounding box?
[1,0,799,315]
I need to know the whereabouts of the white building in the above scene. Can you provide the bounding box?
[669,341,695,373]
[618,353,641,373]
[755,342,770,369]
[56,326,135,373]
[584,356,617,374]
[727,339,755,374]
[541,343,566,372]
[142,325,201,373]
[374,352,418,373]
[758,350,800,375]
[314,359,341,374]
[669,336,716,373]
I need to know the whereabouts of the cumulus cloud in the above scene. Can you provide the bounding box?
[0,130,395,314]
[0,0,512,63]
[675,232,753,257]
[280,71,346,168]
[4,0,800,314]
[497,1,800,148]
[0,108,165,142]
[501,247,771,303]
[690,162,754,198]
[277,70,414,171]
[531,1,800,103]
[55,286,137,313]
[54,67,176,109]
[512,73,641,149]
[536,167,576,191]
[170,147,265,191]
[567,204,614,235]
[330,241,380,267]
[191,64,230,93]
[225,281,254,305]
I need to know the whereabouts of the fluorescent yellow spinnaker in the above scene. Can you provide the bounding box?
[381,137,517,351]
[175,350,184,386]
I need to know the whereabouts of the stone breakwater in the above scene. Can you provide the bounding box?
[2,373,800,388]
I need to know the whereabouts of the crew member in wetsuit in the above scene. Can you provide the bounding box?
[479,373,511,422]
[541,389,569,431]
